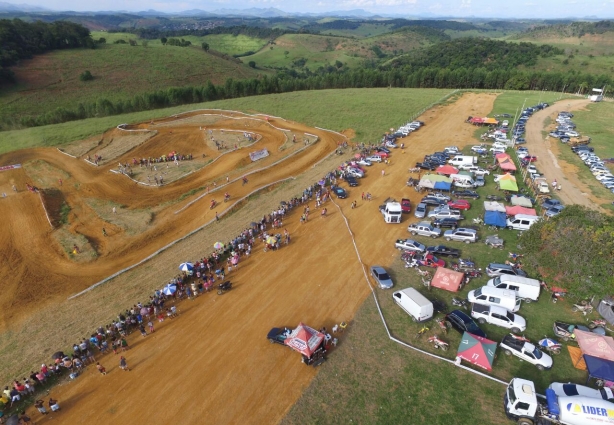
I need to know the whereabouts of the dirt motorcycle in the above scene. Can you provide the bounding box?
[224,193,231,203]
[427,335,449,351]
[210,200,217,210]
[435,318,447,334]
[452,297,469,310]
[485,234,504,249]
[538,337,562,355]
[217,280,232,295]
[572,301,594,315]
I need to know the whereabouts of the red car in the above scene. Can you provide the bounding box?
[373,151,389,158]
[401,198,412,213]
[447,199,471,210]
[523,156,538,162]
[416,254,445,268]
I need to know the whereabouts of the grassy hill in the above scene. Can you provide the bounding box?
[0,40,261,128]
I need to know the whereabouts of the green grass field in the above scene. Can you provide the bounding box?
[0,41,260,128]
[0,88,452,154]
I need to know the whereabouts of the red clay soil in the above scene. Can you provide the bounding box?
[9,93,497,425]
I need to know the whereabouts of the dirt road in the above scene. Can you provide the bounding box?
[524,98,604,211]
[16,93,496,425]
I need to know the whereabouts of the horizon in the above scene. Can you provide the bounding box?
[2,0,614,19]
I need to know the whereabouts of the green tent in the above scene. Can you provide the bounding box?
[498,175,518,192]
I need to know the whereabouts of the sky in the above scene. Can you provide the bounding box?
[15,0,614,18]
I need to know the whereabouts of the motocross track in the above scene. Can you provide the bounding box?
[0,111,344,327]
[524,98,607,211]
[6,93,499,425]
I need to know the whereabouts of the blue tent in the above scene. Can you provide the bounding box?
[484,211,506,228]
[584,354,614,384]
[434,181,452,191]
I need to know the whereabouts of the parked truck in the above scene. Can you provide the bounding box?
[448,155,478,167]
[471,303,526,333]
[380,201,403,223]
[504,377,614,425]
[500,334,553,371]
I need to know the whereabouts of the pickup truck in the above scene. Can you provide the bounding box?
[499,334,553,371]
[471,303,526,333]
[394,239,426,253]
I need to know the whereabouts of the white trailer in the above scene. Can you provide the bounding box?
[589,87,605,102]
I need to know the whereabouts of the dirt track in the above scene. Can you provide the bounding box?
[524,98,604,211]
[0,112,344,327]
[4,93,497,425]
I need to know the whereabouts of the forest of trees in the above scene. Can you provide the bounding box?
[0,19,94,83]
[10,65,611,129]
[386,38,563,71]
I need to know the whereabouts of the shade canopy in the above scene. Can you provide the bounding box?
[436,165,459,175]
[499,159,517,171]
[430,267,464,292]
[484,211,507,228]
[584,355,614,383]
[575,330,614,361]
[498,175,519,192]
[284,323,325,358]
[505,206,537,216]
[510,195,533,207]
[179,262,193,272]
[457,332,497,371]
[484,201,506,212]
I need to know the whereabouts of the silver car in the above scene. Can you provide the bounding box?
[370,266,394,289]
[444,228,478,244]
[414,202,427,219]
[407,221,442,238]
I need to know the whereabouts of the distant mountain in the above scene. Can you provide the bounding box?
[0,1,48,12]
[211,7,290,18]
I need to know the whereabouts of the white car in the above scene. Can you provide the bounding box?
[346,167,364,178]
[385,141,397,148]
[444,146,460,154]
[471,303,526,333]
[490,147,506,154]
[596,174,614,182]
[517,151,530,159]
[493,141,508,148]
[565,131,580,137]
[472,167,490,176]
[536,181,550,194]
[526,165,538,174]
[366,155,383,163]
[356,158,372,167]
[471,145,487,153]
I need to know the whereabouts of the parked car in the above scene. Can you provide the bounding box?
[485,263,528,278]
[427,208,464,220]
[545,205,565,217]
[471,303,526,333]
[356,158,372,167]
[370,266,394,289]
[401,198,412,213]
[444,228,478,243]
[415,162,436,171]
[374,147,390,154]
[426,245,461,258]
[414,253,445,268]
[330,186,347,199]
[407,221,442,238]
[344,175,358,187]
[445,310,487,338]
[425,193,451,202]
[431,217,460,229]
[451,190,480,199]
[471,145,487,153]
[373,151,389,159]
[395,239,426,252]
[366,155,383,163]
[447,200,471,210]
[421,196,447,206]
[541,198,561,209]
[499,334,552,371]
[474,175,485,187]
[414,203,427,219]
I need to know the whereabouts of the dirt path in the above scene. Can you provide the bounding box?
[524,98,604,211]
[13,93,496,425]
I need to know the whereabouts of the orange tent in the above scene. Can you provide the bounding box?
[430,267,465,292]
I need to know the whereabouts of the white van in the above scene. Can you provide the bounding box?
[506,214,539,231]
[486,275,541,302]
[448,155,477,167]
[450,173,475,188]
[468,286,521,312]
[392,288,433,322]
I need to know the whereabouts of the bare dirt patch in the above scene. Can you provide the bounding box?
[23,159,71,187]
[92,130,157,164]
[60,135,102,157]
[85,198,153,235]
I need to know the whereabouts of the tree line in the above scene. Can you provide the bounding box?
[8,65,612,129]
[121,25,296,41]
[0,19,94,83]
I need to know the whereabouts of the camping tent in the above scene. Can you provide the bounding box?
[498,174,519,192]
[430,267,465,292]
[598,298,614,325]
[583,355,614,384]
[575,330,614,361]
[419,174,452,189]
[284,323,325,357]
[484,201,506,212]
[510,195,533,207]
[434,181,452,191]
[484,211,507,228]
[505,206,537,216]
[436,165,458,175]
[457,332,497,371]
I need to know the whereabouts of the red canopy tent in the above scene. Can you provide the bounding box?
[436,165,459,175]
[457,332,497,371]
[495,153,511,161]
[430,267,464,292]
[499,160,517,171]
[284,323,325,357]
[575,330,614,361]
[505,206,537,216]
